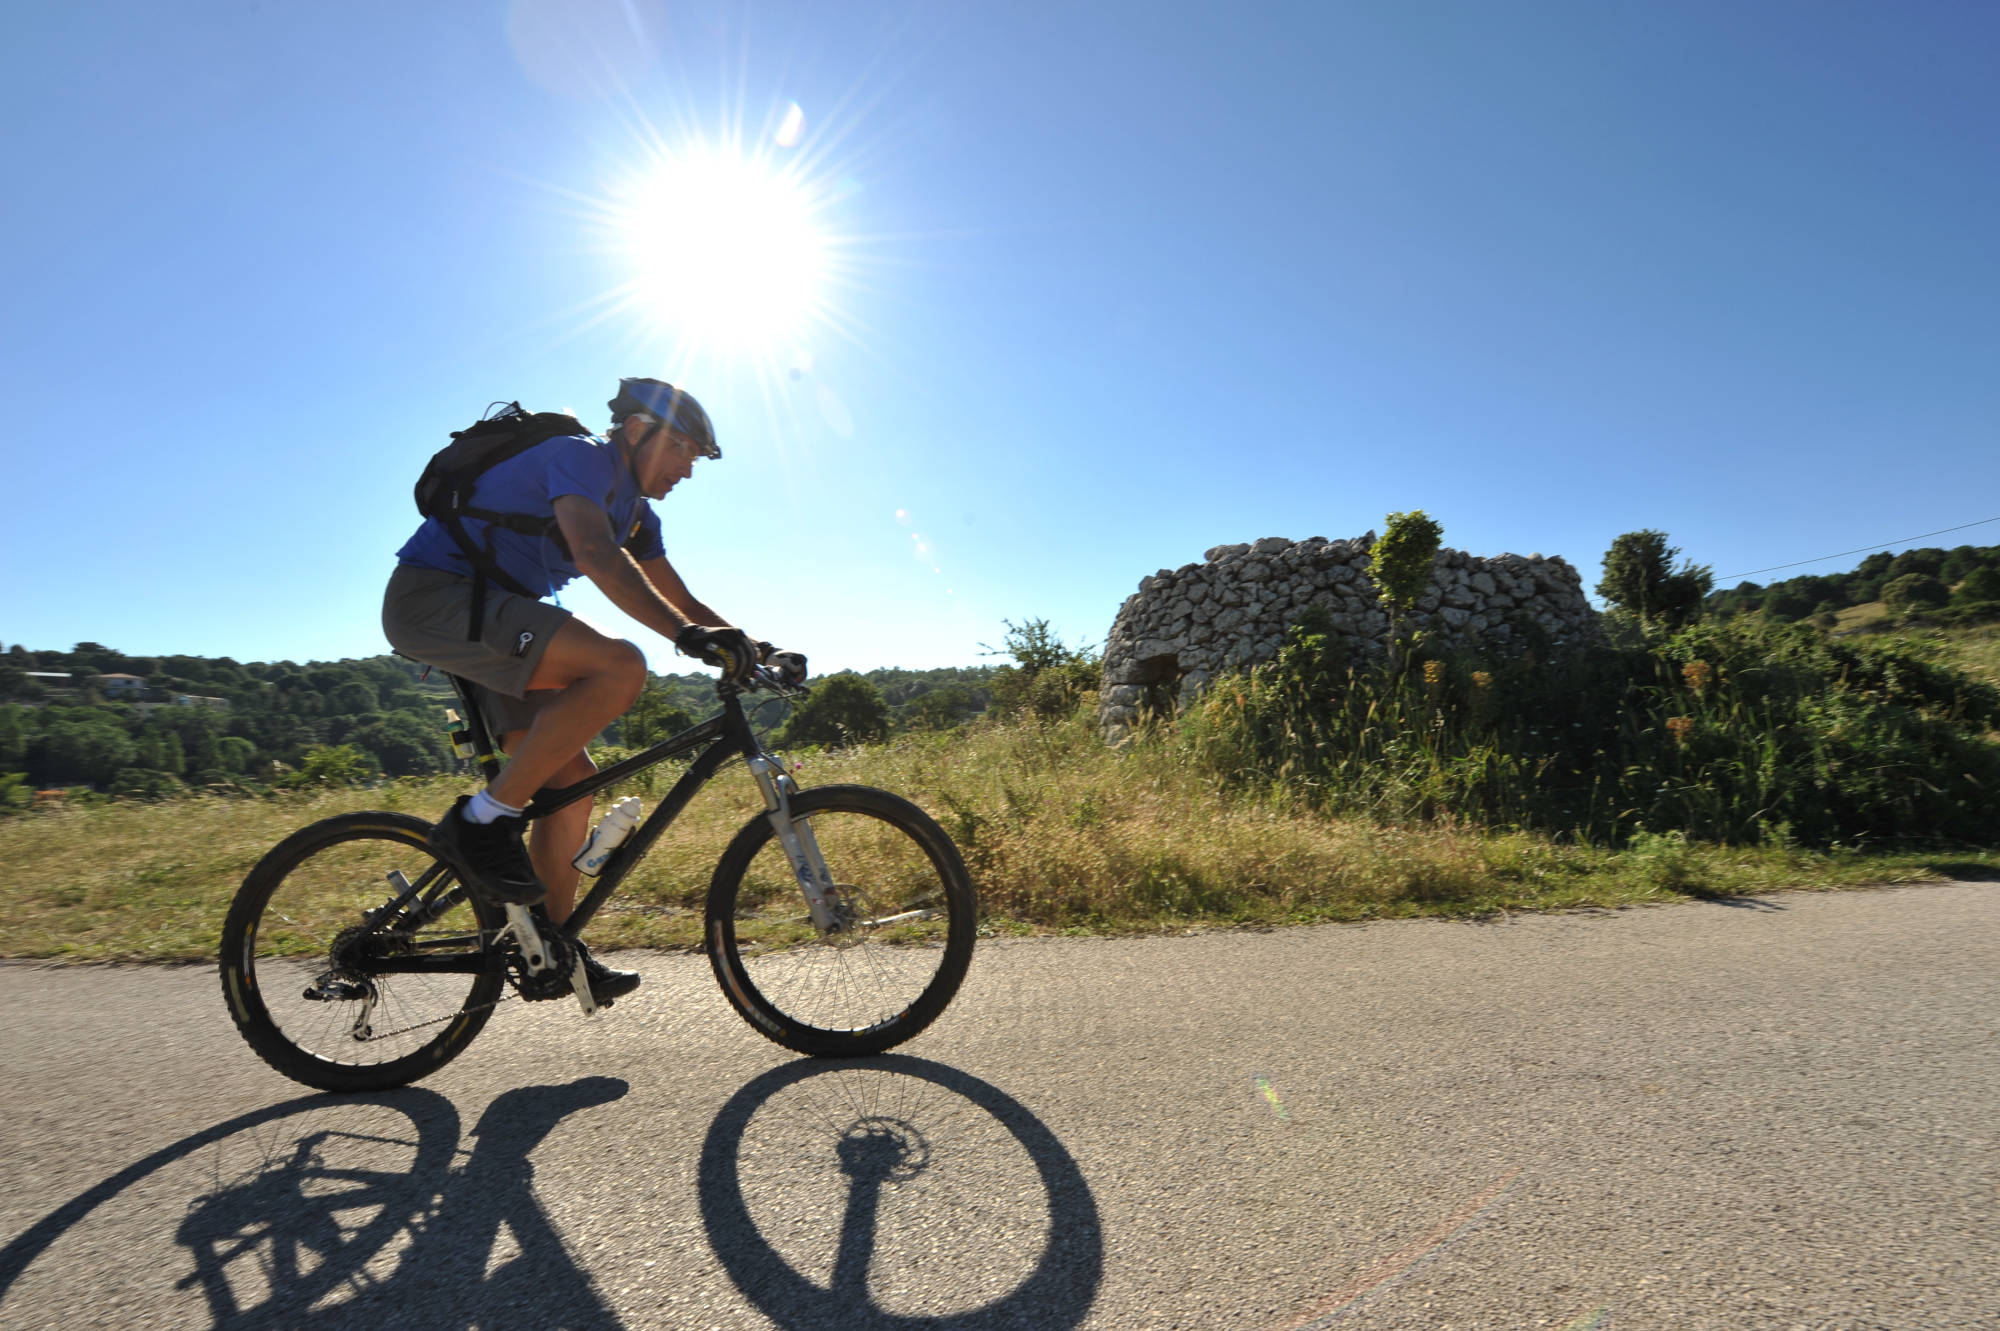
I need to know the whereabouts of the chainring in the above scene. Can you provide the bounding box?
[504,925,578,1002]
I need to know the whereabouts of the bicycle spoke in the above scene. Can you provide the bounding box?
[710,788,975,1054]
[223,816,505,1090]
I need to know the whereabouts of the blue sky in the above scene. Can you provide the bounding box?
[6,1,1997,674]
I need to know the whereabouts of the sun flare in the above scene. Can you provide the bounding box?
[615,146,827,352]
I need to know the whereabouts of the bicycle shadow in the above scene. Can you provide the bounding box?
[0,1078,629,1330]
[699,1055,1103,1330]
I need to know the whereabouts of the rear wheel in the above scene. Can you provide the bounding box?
[220,812,505,1092]
[706,785,977,1057]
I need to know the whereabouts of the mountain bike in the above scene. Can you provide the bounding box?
[219,666,978,1093]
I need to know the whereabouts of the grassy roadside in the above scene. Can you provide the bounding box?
[2,712,1989,963]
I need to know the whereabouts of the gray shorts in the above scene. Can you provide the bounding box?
[381,564,569,737]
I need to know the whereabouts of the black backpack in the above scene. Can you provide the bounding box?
[415,402,588,639]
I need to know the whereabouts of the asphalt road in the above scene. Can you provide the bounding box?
[2,881,1995,1330]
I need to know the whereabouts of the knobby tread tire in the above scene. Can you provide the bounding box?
[219,811,504,1093]
[704,784,977,1057]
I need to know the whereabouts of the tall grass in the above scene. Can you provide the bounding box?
[1174,613,2000,848]
[3,706,1983,961]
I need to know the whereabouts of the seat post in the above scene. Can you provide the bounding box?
[447,675,506,783]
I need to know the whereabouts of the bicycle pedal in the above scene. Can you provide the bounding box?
[569,955,599,1016]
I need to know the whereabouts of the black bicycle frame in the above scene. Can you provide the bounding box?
[446,675,770,938]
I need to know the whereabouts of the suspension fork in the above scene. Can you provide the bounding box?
[747,755,842,932]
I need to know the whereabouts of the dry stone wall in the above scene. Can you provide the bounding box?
[1098,535,1598,740]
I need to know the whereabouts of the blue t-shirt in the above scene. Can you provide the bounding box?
[396,433,666,598]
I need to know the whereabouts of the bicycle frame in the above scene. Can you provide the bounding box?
[444,674,844,939]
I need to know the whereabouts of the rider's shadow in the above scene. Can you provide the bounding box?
[700,1056,1103,1330]
[169,1077,630,1330]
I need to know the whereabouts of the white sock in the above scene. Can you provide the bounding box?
[465,787,524,825]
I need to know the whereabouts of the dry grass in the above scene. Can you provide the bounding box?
[3,710,1982,963]
[1935,621,2000,689]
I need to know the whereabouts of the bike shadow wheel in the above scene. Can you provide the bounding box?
[698,1055,1103,1331]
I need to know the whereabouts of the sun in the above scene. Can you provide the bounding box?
[614,145,828,353]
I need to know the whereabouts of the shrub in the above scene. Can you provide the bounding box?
[1882,574,1950,614]
[1764,591,1814,622]
[1953,567,2000,605]
[775,673,890,748]
[623,682,695,747]
[1177,613,2000,848]
[1888,548,1945,580]
[985,618,1100,722]
[285,744,377,788]
[1598,530,1713,630]
[110,768,187,801]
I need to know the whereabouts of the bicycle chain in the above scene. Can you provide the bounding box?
[362,989,520,1043]
[343,922,519,1043]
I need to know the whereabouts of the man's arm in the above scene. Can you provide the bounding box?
[552,495,707,641]
[635,554,734,631]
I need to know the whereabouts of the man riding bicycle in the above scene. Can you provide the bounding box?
[382,377,796,1005]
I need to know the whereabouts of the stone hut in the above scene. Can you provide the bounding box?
[1097,535,1599,741]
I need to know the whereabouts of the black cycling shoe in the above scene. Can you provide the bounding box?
[428,797,546,906]
[573,938,641,1005]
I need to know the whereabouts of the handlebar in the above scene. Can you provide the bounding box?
[718,662,807,699]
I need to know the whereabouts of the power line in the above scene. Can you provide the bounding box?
[1719,516,2000,583]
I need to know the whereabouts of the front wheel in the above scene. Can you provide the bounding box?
[220,812,506,1092]
[706,785,977,1057]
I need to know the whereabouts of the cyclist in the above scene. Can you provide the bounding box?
[382,378,789,1004]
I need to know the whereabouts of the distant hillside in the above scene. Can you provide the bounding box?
[0,640,998,802]
[1705,542,2000,627]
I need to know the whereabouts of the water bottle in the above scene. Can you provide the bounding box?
[572,796,643,876]
[443,708,477,761]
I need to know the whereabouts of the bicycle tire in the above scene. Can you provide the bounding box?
[220,812,505,1092]
[705,784,977,1057]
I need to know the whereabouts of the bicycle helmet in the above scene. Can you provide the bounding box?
[608,378,719,458]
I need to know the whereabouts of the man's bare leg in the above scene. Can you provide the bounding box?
[493,729,595,925]
[486,618,645,808]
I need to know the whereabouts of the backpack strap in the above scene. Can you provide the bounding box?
[436,509,542,641]
[414,407,593,639]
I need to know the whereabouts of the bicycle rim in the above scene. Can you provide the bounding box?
[221,813,504,1092]
[707,785,976,1056]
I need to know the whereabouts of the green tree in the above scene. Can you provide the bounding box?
[1882,573,1949,614]
[328,680,379,715]
[624,681,696,747]
[1764,591,1814,623]
[776,673,890,748]
[984,618,1079,673]
[983,618,1100,720]
[345,714,448,776]
[0,706,26,770]
[1368,510,1443,671]
[1597,530,1714,630]
[1887,548,1945,580]
[30,718,135,787]
[0,665,43,701]
[216,736,256,774]
[1939,545,1980,584]
[905,683,976,730]
[1951,566,2000,605]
